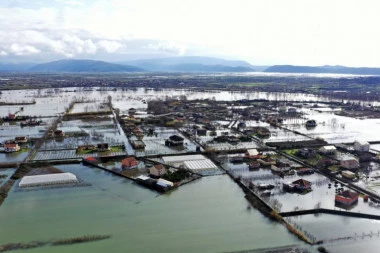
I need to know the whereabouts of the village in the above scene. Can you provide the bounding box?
[0,87,380,250]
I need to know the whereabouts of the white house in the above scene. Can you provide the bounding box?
[353,140,370,152]
[149,164,167,177]
[319,145,337,155]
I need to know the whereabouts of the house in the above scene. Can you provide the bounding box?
[165,135,184,146]
[122,157,139,169]
[305,120,317,128]
[128,108,137,115]
[149,164,167,177]
[4,143,20,152]
[319,145,337,155]
[7,113,16,120]
[14,136,28,143]
[197,129,207,136]
[131,140,145,149]
[340,159,360,171]
[97,143,110,151]
[353,140,370,152]
[245,149,259,158]
[283,179,312,192]
[297,148,317,159]
[335,190,359,207]
[54,129,65,137]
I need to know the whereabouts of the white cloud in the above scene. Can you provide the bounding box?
[0,51,8,56]
[0,0,380,66]
[10,44,40,55]
[97,40,122,53]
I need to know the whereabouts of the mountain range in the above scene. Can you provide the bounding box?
[264,65,380,75]
[1,57,380,75]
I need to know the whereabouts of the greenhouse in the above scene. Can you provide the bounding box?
[19,173,78,188]
[184,159,218,172]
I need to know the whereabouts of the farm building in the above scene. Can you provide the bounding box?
[19,173,78,188]
[184,159,217,172]
[162,154,206,167]
[335,190,359,207]
[319,145,337,155]
[353,140,370,152]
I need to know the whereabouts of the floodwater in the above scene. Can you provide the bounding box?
[293,214,380,253]
[0,164,309,253]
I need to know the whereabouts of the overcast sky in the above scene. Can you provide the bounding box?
[1,0,380,66]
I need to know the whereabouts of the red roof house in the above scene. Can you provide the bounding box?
[335,190,359,207]
[122,157,139,169]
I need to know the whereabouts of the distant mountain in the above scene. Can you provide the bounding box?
[29,59,144,73]
[118,56,255,72]
[0,62,36,72]
[264,65,380,75]
[163,64,253,72]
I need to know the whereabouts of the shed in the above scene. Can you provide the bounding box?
[319,145,337,154]
[353,140,370,152]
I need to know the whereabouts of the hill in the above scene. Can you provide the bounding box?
[118,56,254,72]
[29,59,144,73]
[264,65,380,75]
[0,63,35,72]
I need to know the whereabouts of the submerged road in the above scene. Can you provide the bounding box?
[112,110,134,156]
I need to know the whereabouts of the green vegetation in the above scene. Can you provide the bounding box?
[284,149,299,156]
[163,169,191,183]
[52,235,111,245]
[0,180,15,206]
[327,165,340,172]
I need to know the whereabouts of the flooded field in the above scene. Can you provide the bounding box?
[0,164,309,253]
[0,87,379,252]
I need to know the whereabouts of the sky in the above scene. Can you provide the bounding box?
[1,0,380,66]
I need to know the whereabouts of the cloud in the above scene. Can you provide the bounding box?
[1,0,380,66]
[97,40,122,53]
[10,44,40,56]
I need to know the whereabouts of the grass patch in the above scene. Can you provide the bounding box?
[284,149,299,156]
